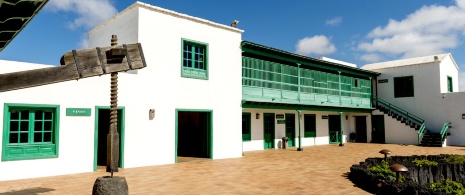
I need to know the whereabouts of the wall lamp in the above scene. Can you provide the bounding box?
[256,113,260,119]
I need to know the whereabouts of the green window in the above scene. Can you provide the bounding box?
[304,114,316,137]
[447,76,453,92]
[394,76,414,98]
[2,104,59,161]
[181,39,208,80]
[242,113,251,141]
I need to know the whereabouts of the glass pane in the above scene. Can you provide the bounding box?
[186,60,191,67]
[44,132,52,142]
[183,59,188,67]
[35,110,43,120]
[10,121,18,132]
[10,110,19,120]
[34,121,43,131]
[199,62,203,69]
[188,52,192,59]
[44,121,52,131]
[183,45,188,51]
[195,54,199,60]
[34,132,43,142]
[199,47,204,53]
[21,110,29,120]
[198,55,203,62]
[9,133,18,143]
[194,61,199,68]
[44,111,53,120]
[20,133,28,143]
[183,52,187,59]
[20,121,29,131]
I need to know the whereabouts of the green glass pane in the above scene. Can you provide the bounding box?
[9,133,18,143]
[44,111,53,120]
[34,121,43,131]
[21,110,29,119]
[20,121,29,131]
[35,110,43,120]
[44,121,52,131]
[10,121,18,132]
[34,132,43,142]
[44,132,52,142]
[10,110,19,120]
[20,133,28,143]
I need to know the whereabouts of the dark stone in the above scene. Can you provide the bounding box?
[92,176,128,195]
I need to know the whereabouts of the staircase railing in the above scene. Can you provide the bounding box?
[372,96,425,125]
[417,123,426,145]
[440,122,451,140]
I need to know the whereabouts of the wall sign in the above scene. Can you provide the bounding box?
[322,115,328,119]
[66,108,91,116]
[378,79,388,83]
[277,120,286,124]
[276,114,285,119]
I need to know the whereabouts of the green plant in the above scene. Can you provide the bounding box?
[412,159,438,167]
[368,160,405,182]
[444,155,465,164]
[429,179,465,195]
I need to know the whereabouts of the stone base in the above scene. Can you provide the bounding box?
[92,176,128,195]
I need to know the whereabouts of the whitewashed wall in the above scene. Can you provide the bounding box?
[0,60,110,181]
[372,110,418,145]
[89,3,243,168]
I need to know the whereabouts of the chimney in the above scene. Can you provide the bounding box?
[434,56,439,61]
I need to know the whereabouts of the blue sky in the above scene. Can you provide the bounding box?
[1,0,465,88]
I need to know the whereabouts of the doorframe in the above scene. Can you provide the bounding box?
[175,109,213,163]
[354,116,368,143]
[263,113,275,149]
[285,113,296,146]
[328,115,341,144]
[93,106,125,171]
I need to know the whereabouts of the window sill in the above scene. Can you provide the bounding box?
[181,67,208,80]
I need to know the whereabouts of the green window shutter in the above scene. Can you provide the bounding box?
[447,76,453,92]
[181,39,208,80]
[2,104,59,161]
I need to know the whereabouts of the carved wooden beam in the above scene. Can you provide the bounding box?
[0,43,146,92]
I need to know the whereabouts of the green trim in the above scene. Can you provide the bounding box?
[447,76,453,92]
[181,38,209,80]
[242,112,251,141]
[241,41,380,78]
[2,103,60,161]
[297,110,302,150]
[93,106,125,171]
[242,100,373,113]
[175,109,213,162]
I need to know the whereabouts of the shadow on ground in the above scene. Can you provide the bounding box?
[0,187,55,195]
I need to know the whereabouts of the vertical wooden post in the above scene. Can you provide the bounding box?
[107,35,120,176]
[339,111,344,146]
[297,110,302,151]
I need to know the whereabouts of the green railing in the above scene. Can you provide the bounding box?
[417,123,426,145]
[440,122,451,140]
[372,96,424,125]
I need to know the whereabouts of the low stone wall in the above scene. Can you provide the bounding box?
[349,155,465,195]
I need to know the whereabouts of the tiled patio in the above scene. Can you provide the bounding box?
[1,143,465,194]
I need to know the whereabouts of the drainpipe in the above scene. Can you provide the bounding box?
[297,110,302,151]
[339,111,344,146]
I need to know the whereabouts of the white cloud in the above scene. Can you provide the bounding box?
[459,71,465,92]
[325,16,342,26]
[360,54,383,63]
[46,0,118,29]
[78,34,89,49]
[358,0,465,61]
[295,35,336,56]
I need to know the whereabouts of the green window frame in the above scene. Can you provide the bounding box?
[2,103,60,161]
[394,76,414,98]
[447,76,453,92]
[181,39,208,80]
[304,114,316,137]
[242,113,251,141]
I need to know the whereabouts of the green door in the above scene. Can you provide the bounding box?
[371,115,385,143]
[263,113,275,149]
[285,114,295,147]
[328,115,341,144]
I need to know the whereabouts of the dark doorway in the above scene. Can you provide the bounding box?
[177,111,211,160]
[354,116,367,143]
[95,108,124,170]
[263,113,275,149]
[285,114,295,147]
[371,115,385,143]
[328,115,341,144]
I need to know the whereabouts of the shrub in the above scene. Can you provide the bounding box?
[443,155,465,164]
[368,160,405,182]
[412,159,438,167]
[429,179,465,195]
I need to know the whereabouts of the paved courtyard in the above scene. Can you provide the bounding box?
[1,143,465,194]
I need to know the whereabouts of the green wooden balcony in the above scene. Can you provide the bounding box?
[242,57,372,109]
